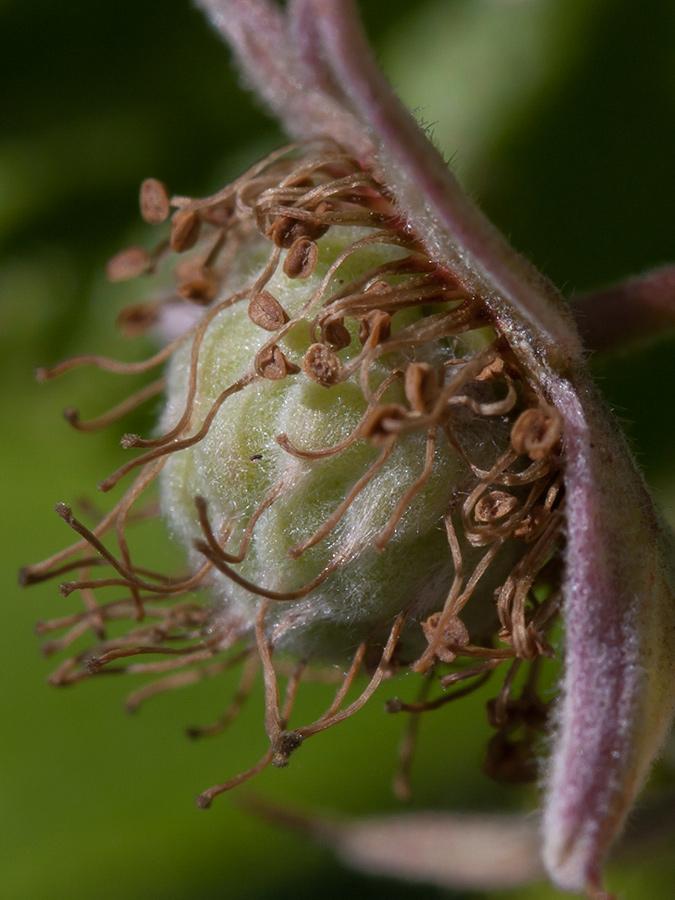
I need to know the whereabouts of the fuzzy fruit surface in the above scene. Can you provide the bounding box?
[161,225,503,657]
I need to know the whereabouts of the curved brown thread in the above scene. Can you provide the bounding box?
[492,658,523,728]
[287,439,395,558]
[496,457,552,487]
[36,595,168,634]
[274,659,307,746]
[498,515,562,660]
[35,330,191,381]
[255,600,283,744]
[55,577,132,596]
[127,564,194,584]
[124,650,253,715]
[185,651,261,738]
[118,649,222,677]
[461,472,550,548]
[441,420,491,479]
[27,449,188,583]
[173,140,331,213]
[252,164,366,218]
[195,636,314,809]
[20,555,106,586]
[93,643,213,668]
[77,613,217,662]
[445,428,551,488]
[439,659,505,690]
[295,612,407,739]
[309,254,425,339]
[60,559,213,599]
[48,659,104,687]
[280,171,379,209]
[99,374,257,493]
[55,502,214,597]
[63,378,165,433]
[380,300,480,352]
[352,319,394,404]
[416,535,510,674]
[531,587,562,634]
[193,539,345,601]
[445,378,518,418]
[265,148,354,192]
[391,672,433,801]
[323,287,468,327]
[323,276,456,321]
[317,253,430,310]
[353,310,488,408]
[449,539,505,620]
[389,669,495,715]
[262,202,387,230]
[245,155,353,221]
[543,474,564,511]
[378,345,499,435]
[201,227,228,268]
[412,514,464,675]
[77,572,106,639]
[190,139,350,210]
[115,457,167,618]
[196,747,276,808]
[374,426,437,551]
[251,244,282,294]
[498,533,538,637]
[196,482,284,564]
[237,173,288,217]
[320,641,370,722]
[194,496,235,557]
[125,289,252,449]
[276,370,401,460]
[40,619,95,658]
[235,603,305,769]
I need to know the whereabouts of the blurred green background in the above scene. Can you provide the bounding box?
[2,0,675,898]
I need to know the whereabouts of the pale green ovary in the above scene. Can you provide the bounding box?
[161,227,469,654]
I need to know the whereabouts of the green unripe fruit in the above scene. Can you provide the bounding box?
[160,225,501,657]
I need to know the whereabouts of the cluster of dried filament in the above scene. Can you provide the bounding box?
[23,141,565,806]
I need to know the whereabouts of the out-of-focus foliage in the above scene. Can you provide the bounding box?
[3,1,674,899]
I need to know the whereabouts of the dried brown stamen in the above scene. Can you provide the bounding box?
[255,344,300,380]
[321,318,351,350]
[404,362,439,414]
[116,303,160,338]
[510,406,562,461]
[178,271,219,305]
[266,205,330,248]
[170,209,202,253]
[282,236,319,279]
[105,246,151,282]
[140,178,170,225]
[301,342,344,386]
[474,491,520,523]
[248,290,289,331]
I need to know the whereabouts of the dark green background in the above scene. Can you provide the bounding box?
[2,1,675,898]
